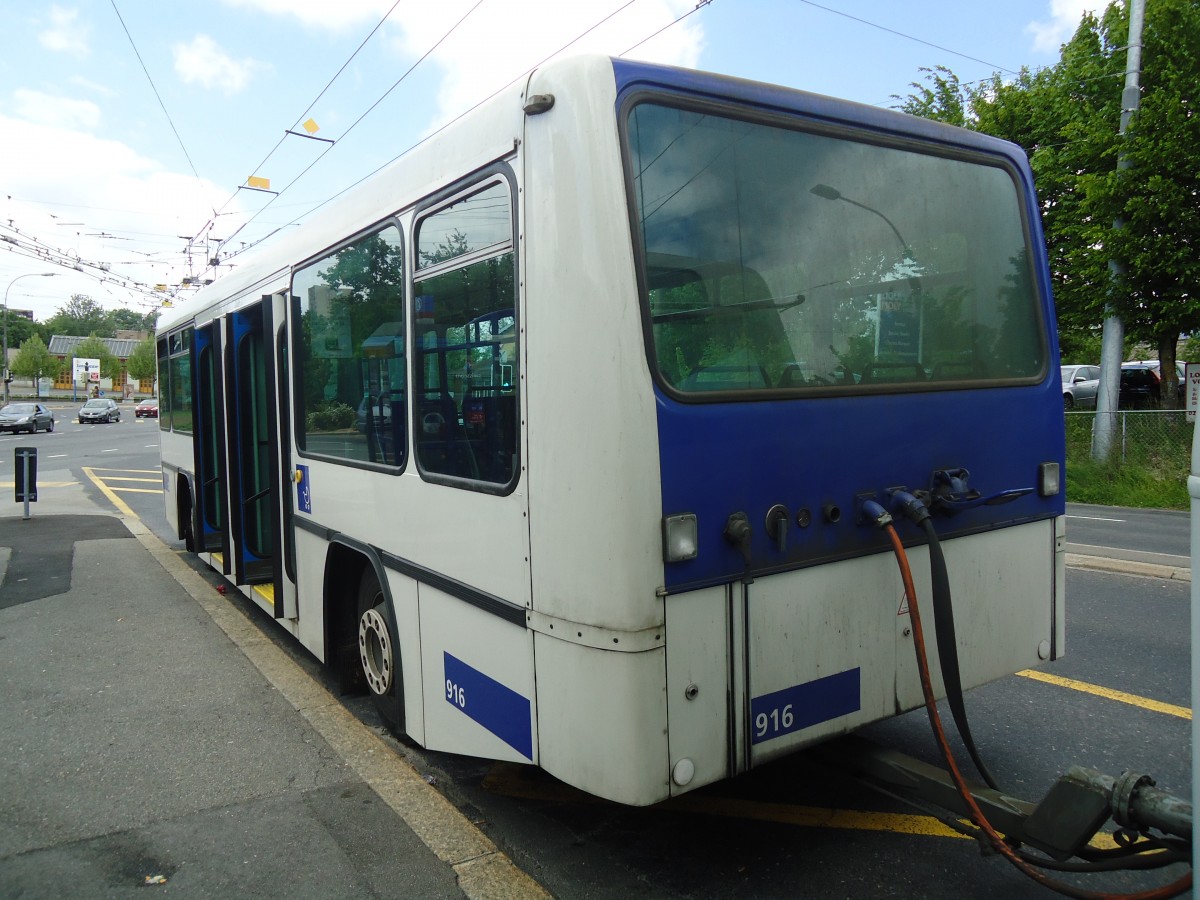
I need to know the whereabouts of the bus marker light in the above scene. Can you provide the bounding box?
[662,514,698,562]
[1038,462,1060,497]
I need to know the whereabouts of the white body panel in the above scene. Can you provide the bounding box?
[153,55,1064,807]
[522,59,666,634]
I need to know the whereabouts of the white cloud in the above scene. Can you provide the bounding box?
[390,0,705,130]
[0,114,234,309]
[1026,0,1103,54]
[39,5,89,55]
[220,0,398,30]
[12,89,101,130]
[173,34,270,94]
[68,75,115,97]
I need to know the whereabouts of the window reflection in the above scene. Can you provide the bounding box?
[293,224,406,466]
[626,103,1044,395]
[413,180,518,485]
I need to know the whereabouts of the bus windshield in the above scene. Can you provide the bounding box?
[625,101,1046,394]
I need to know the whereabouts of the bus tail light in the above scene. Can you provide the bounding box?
[1039,462,1061,497]
[663,514,698,562]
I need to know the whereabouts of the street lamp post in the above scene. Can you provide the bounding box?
[3,273,58,405]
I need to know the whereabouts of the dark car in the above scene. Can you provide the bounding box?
[0,402,55,433]
[1123,359,1187,406]
[78,398,121,423]
[1119,363,1161,409]
[135,398,159,418]
[1060,364,1100,409]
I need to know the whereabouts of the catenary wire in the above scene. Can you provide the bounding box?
[108,0,214,219]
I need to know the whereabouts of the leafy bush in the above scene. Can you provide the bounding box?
[306,401,356,432]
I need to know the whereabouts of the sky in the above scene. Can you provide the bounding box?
[0,0,1106,324]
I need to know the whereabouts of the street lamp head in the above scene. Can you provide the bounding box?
[809,183,843,202]
[4,272,61,404]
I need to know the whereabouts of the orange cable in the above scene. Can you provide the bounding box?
[883,523,1190,900]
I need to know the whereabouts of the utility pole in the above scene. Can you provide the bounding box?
[1092,0,1145,460]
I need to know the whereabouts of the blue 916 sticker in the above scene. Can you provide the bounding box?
[750,667,861,744]
[444,652,532,759]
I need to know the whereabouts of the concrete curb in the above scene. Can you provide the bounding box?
[1066,553,1191,582]
[120,515,551,900]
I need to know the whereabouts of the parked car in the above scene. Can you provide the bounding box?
[78,398,121,423]
[0,402,54,433]
[1123,359,1187,405]
[1060,364,1100,409]
[134,397,159,418]
[1119,363,1162,409]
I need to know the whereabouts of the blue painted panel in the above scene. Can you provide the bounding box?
[750,668,861,744]
[655,380,1065,590]
[295,464,311,514]
[606,58,1064,591]
[444,652,533,759]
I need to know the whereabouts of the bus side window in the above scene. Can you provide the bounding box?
[412,177,518,487]
[292,223,406,468]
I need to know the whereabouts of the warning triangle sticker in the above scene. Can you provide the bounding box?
[897,591,910,616]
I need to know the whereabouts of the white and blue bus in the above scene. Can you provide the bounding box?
[157,55,1065,806]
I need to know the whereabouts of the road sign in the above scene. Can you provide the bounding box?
[1187,363,1200,423]
[73,357,101,381]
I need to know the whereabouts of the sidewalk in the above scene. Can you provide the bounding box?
[0,471,546,897]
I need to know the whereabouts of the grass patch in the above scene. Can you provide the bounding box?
[1064,411,1191,510]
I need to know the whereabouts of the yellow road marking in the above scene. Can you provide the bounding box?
[482,763,1130,848]
[82,466,136,518]
[108,487,164,495]
[100,476,162,483]
[1017,669,1191,720]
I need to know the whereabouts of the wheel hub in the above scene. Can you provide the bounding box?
[358,607,392,696]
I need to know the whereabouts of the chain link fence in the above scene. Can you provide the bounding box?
[1065,409,1192,472]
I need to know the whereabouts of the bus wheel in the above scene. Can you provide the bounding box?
[178,489,195,552]
[357,569,404,735]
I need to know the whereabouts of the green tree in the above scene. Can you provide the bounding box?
[897,0,1200,406]
[46,294,111,337]
[3,314,49,349]
[126,337,156,384]
[108,307,157,334]
[893,65,969,126]
[12,334,55,388]
[1090,0,1200,403]
[72,334,119,382]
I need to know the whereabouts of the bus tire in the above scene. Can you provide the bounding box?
[357,568,404,735]
[178,485,195,553]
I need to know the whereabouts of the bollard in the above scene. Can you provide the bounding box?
[14,446,36,520]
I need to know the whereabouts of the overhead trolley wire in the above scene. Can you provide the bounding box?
[796,0,1021,77]
[212,0,487,260]
[108,0,215,219]
[221,0,707,265]
[193,0,409,246]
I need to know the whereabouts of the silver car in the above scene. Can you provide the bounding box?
[0,402,55,433]
[78,398,121,423]
[1061,364,1100,409]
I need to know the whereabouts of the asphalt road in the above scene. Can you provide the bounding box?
[2,415,1190,899]
[1066,501,1191,564]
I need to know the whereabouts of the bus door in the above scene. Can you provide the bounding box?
[223,295,297,618]
[191,320,229,564]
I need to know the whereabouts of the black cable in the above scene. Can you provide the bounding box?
[1017,847,1191,874]
[109,0,213,218]
[918,516,999,791]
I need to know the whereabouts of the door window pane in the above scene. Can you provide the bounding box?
[293,224,406,467]
[413,182,517,485]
